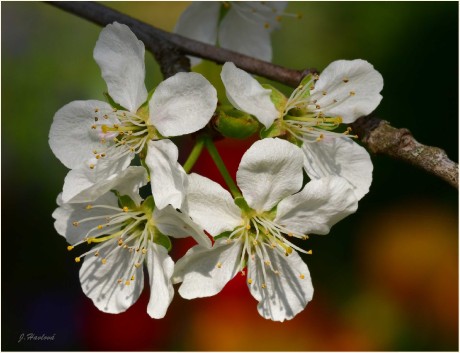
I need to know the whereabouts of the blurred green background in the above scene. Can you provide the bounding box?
[2,1,458,351]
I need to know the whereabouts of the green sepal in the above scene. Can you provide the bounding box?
[260,119,285,139]
[261,83,287,114]
[141,195,155,217]
[214,230,232,240]
[103,92,127,111]
[153,230,172,252]
[214,106,259,139]
[117,194,137,210]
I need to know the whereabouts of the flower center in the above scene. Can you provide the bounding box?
[68,198,158,286]
[225,212,311,285]
[88,106,157,169]
[281,74,357,143]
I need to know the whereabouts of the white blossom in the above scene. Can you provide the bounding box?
[49,22,217,206]
[221,60,382,199]
[174,138,358,321]
[174,2,291,65]
[53,166,211,318]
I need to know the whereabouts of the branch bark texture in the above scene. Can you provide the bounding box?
[48,1,458,189]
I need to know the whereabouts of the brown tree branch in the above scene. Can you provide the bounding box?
[351,116,458,189]
[48,1,458,189]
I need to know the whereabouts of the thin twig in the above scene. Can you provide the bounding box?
[47,1,458,188]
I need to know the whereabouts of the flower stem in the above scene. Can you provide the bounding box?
[204,136,242,199]
[183,137,205,173]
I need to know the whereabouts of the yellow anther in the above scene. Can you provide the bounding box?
[131,275,135,281]
[261,283,266,289]
[91,125,96,129]
[101,258,107,264]
[118,239,123,246]
[101,153,106,157]
[94,117,99,122]
[141,248,147,254]
[100,138,106,144]
[94,251,99,257]
[285,247,293,256]
[264,260,271,266]
[127,131,133,135]
[134,263,141,268]
[85,204,93,210]
[125,280,130,286]
[74,257,81,263]
[264,22,270,29]
[123,245,128,249]
[117,279,122,284]
[310,85,315,90]
[247,278,253,284]
[130,147,135,152]
[300,274,305,279]
[245,224,251,230]
[103,114,109,119]
[322,91,327,96]
[315,104,321,109]
[94,108,99,113]
[92,150,98,154]
[343,78,349,83]
[302,235,308,240]
[89,164,95,170]
[67,245,74,251]
[316,134,324,142]
[122,206,129,212]
[72,221,79,227]
[97,225,103,230]
[112,108,118,112]
[349,91,356,96]
[216,262,222,269]
[306,250,313,255]
[287,232,293,237]
[274,270,280,275]
[252,239,258,246]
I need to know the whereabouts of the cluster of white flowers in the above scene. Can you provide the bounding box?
[50,7,383,322]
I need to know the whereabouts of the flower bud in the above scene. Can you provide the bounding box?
[213,106,260,139]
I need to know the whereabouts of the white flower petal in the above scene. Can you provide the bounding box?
[149,72,217,137]
[52,192,119,244]
[174,239,243,298]
[62,164,146,204]
[275,176,358,235]
[183,173,242,236]
[237,138,304,212]
[310,59,383,123]
[302,137,373,200]
[49,100,113,169]
[247,248,313,322]
[219,9,272,62]
[154,205,211,248]
[174,1,220,66]
[145,242,175,319]
[145,139,188,210]
[79,241,144,314]
[221,62,279,129]
[93,22,147,112]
